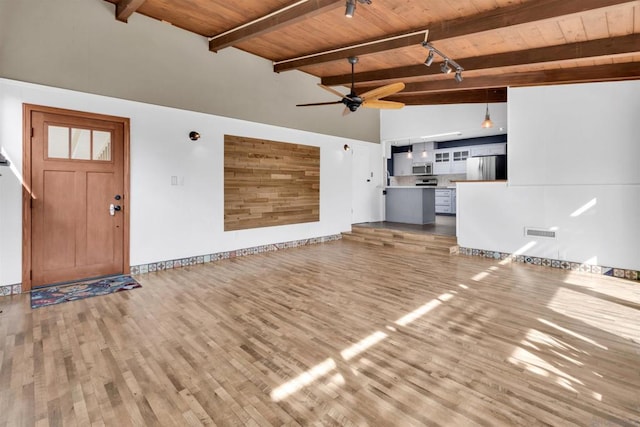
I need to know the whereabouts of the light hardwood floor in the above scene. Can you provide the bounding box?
[1,240,639,426]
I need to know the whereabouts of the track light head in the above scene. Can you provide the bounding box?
[454,69,463,83]
[189,131,200,141]
[441,60,452,74]
[345,0,356,17]
[424,50,434,66]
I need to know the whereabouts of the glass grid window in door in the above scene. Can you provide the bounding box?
[47,126,112,161]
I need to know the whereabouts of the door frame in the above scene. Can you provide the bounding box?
[22,104,131,292]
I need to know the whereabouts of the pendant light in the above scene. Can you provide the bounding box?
[407,146,412,159]
[481,103,493,128]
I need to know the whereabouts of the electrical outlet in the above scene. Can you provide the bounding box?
[171,176,178,186]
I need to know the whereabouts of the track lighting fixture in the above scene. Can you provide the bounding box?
[343,144,351,151]
[424,50,434,66]
[345,0,371,18]
[454,69,463,83]
[189,131,200,141]
[345,0,356,18]
[481,104,494,128]
[421,42,464,82]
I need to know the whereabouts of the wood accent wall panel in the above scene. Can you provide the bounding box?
[224,135,320,231]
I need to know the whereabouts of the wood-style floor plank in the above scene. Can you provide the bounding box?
[1,240,639,426]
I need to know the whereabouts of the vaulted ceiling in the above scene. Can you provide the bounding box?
[106,0,640,105]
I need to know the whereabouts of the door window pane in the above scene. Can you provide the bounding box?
[47,126,70,159]
[92,131,111,161]
[70,128,91,160]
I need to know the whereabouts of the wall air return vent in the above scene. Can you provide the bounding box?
[524,227,557,239]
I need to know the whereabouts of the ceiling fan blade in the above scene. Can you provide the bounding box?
[359,82,406,102]
[362,100,405,109]
[318,84,346,99]
[296,101,343,107]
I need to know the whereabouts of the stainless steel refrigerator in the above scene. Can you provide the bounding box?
[466,155,507,180]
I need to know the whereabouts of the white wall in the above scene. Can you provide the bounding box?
[0,0,379,142]
[457,182,640,269]
[457,81,640,270]
[380,103,508,144]
[509,83,640,186]
[0,78,383,287]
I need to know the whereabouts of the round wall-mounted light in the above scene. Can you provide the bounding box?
[189,131,200,141]
[343,144,351,151]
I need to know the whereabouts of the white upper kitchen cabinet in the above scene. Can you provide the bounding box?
[433,149,451,174]
[450,149,469,174]
[393,152,413,176]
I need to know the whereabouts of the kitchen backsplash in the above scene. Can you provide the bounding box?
[389,176,416,186]
[437,174,466,186]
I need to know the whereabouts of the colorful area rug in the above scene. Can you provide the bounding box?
[31,275,141,309]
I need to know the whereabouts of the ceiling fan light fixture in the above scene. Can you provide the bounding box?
[481,103,494,128]
[345,0,356,17]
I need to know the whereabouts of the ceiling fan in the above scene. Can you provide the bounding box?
[296,56,405,115]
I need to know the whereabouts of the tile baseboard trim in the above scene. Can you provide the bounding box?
[458,247,640,281]
[0,283,22,297]
[129,234,343,275]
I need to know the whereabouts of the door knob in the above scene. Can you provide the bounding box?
[109,204,122,216]
[114,194,122,200]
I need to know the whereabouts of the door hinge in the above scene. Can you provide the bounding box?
[30,198,33,209]
[31,127,34,138]
[30,270,32,280]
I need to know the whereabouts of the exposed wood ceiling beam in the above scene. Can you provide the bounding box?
[115,0,146,23]
[356,63,640,94]
[387,88,508,105]
[274,0,634,72]
[209,0,343,52]
[322,34,640,86]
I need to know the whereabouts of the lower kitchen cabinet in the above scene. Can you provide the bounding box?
[435,188,456,214]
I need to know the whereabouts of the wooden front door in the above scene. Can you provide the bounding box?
[25,106,129,289]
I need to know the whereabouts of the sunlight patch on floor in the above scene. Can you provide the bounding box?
[341,331,388,361]
[545,287,640,342]
[270,358,337,401]
[394,293,453,326]
[271,291,459,402]
[509,345,584,385]
[538,318,608,350]
[471,271,490,281]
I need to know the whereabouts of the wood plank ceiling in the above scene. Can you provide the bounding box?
[107,0,640,105]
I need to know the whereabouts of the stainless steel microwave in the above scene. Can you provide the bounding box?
[412,162,433,175]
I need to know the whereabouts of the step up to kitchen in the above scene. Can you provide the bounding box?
[342,225,458,255]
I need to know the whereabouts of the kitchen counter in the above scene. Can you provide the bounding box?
[385,187,435,225]
[450,180,507,183]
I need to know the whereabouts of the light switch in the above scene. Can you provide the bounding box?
[171,176,178,186]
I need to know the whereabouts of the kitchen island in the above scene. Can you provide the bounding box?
[385,186,436,225]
